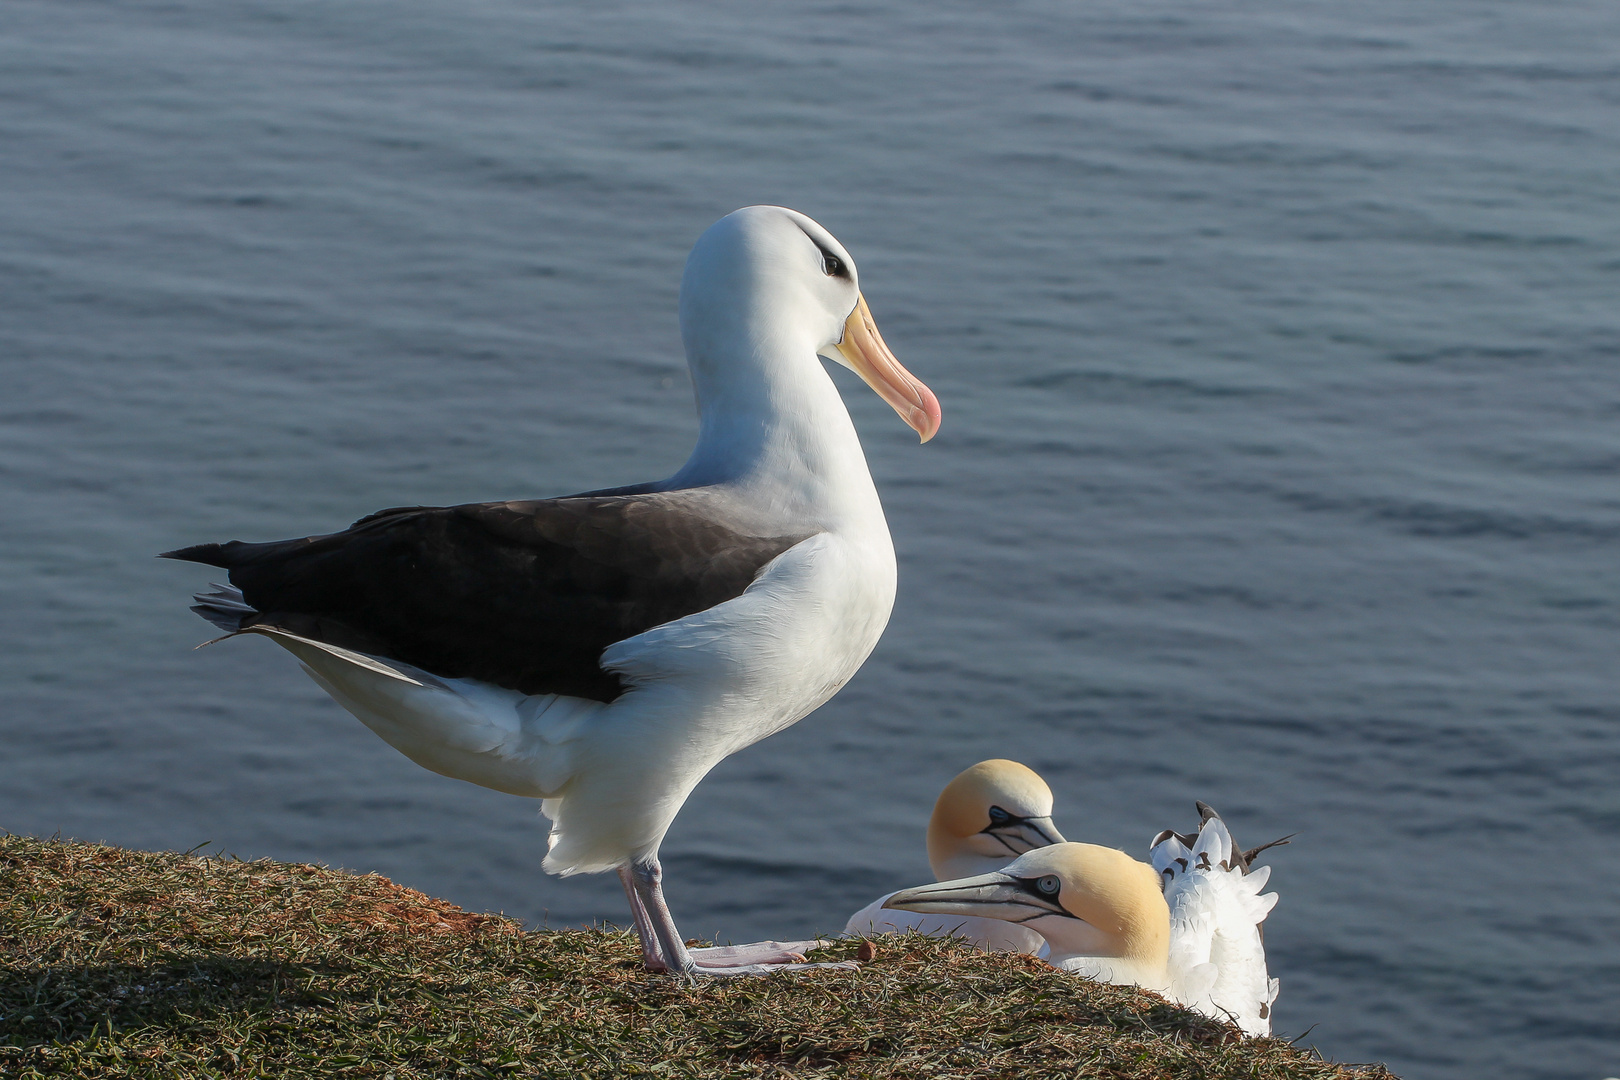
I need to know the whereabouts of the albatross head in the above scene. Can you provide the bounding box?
[679,206,941,447]
[885,842,1170,970]
[926,759,1066,881]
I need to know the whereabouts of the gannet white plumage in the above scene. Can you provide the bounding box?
[884,809,1281,1035]
[1148,810,1282,1036]
[844,759,1064,954]
[161,205,941,979]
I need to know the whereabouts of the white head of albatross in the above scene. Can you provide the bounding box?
[679,206,940,484]
[844,759,1065,954]
[161,206,939,979]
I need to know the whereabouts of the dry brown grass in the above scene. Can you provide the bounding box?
[0,834,1397,1078]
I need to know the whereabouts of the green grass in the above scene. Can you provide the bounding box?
[0,835,1396,1078]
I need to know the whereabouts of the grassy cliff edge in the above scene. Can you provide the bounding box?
[0,836,1395,1078]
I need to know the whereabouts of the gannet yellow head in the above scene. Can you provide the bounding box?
[885,842,1170,969]
[926,759,1066,881]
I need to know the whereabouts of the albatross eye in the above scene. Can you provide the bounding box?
[1036,875,1061,896]
[822,252,845,278]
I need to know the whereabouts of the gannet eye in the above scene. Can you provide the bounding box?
[987,805,1011,825]
[822,252,846,278]
[1036,875,1060,896]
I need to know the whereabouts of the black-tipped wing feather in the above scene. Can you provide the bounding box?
[163,493,813,702]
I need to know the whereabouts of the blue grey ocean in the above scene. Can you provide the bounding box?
[3,2,1617,1076]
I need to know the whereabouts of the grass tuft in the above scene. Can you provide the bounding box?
[1,835,1397,1078]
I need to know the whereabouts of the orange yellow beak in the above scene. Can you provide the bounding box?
[832,294,942,443]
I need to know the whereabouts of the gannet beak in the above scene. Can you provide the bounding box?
[825,294,942,443]
[986,815,1067,855]
[882,872,1067,922]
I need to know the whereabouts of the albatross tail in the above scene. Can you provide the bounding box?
[160,544,260,634]
[186,582,258,634]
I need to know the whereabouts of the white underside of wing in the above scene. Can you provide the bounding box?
[273,633,600,800]
[245,626,426,686]
[1154,819,1280,1036]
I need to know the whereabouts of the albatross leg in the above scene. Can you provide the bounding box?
[629,857,856,979]
[629,856,699,976]
[618,863,668,972]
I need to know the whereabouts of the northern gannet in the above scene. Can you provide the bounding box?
[161,205,941,979]
[844,759,1064,954]
[884,809,1281,1035]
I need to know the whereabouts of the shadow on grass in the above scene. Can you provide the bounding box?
[0,957,347,1045]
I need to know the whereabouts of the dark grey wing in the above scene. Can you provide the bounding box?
[161,492,814,702]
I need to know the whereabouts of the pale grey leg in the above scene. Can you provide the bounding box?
[629,856,698,978]
[629,856,857,980]
[618,863,667,972]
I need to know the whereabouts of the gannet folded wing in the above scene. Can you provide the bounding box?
[1151,814,1280,1036]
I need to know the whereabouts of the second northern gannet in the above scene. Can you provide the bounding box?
[884,809,1282,1035]
[844,759,1066,954]
[161,205,941,979]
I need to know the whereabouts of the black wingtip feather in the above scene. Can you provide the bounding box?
[159,543,231,567]
[1241,834,1295,867]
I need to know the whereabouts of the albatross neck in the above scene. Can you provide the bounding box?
[668,328,885,529]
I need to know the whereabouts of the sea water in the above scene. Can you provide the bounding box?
[3,3,1617,1076]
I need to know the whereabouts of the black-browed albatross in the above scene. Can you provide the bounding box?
[162,205,941,978]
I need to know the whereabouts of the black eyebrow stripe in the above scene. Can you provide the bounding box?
[791,221,826,255]
[792,221,845,271]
